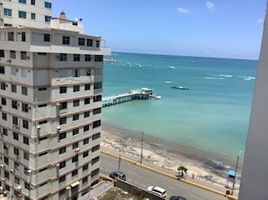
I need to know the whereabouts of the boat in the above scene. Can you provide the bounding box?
[154,96,162,100]
[164,81,172,84]
[171,86,189,90]
[168,66,176,69]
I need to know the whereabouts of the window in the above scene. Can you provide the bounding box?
[92,156,100,165]
[94,55,103,62]
[82,177,88,184]
[0,50,4,57]
[72,170,78,177]
[21,51,27,60]
[83,164,88,171]
[2,113,7,120]
[19,0,26,4]
[84,98,90,105]
[84,111,90,118]
[12,100,18,109]
[59,117,67,125]
[11,84,17,93]
[31,13,36,20]
[4,157,9,165]
[44,34,50,42]
[21,32,26,42]
[14,162,19,170]
[85,84,90,91]
[59,176,66,183]
[38,120,47,125]
[87,39,93,46]
[72,142,79,149]
[59,102,67,110]
[85,54,91,62]
[91,168,99,177]
[83,138,89,145]
[59,132,66,140]
[25,182,30,190]
[62,36,70,45]
[73,54,80,62]
[72,155,78,163]
[78,38,85,46]
[72,129,79,135]
[93,108,101,115]
[22,103,29,112]
[22,87,28,95]
[59,147,66,154]
[73,100,79,107]
[23,120,29,129]
[39,152,47,157]
[31,0,35,5]
[4,8,12,17]
[96,40,100,48]
[1,98,6,105]
[92,133,101,140]
[73,69,79,77]
[84,125,89,132]
[59,161,66,169]
[73,85,80,92]
[45,16,51,23]
[59,86,67,94]
[0,66,5,74]
[38,104,47,108]
[18,11,27,19]
[72,114,79,121]
[83,151,89,158]
[39,137,47,141]
[92,145,100,152]
[10,51,16,59]
[15,177,20,184]
[2,128,8,136]
[23,136,29,145]
[0,82,6,90]
[13,132,19,140]
[38,87,47,91]
[44,1,52,9]
[8,32,14,41]
[93,120,101,128]
[94,82,102,90]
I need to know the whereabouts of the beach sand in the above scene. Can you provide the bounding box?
[101,123,241,193]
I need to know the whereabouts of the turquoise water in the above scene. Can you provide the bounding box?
[102,52,257,161]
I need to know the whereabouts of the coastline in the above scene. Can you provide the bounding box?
[101,122,241,191]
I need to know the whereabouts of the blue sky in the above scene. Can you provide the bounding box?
[53,0,266,60]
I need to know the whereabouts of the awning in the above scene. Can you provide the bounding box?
[228,170,236,178]
[71,181,80,187]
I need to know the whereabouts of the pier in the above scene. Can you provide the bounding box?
[103,88,160,107]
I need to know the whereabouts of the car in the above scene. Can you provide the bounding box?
[147,186,167,198]
[109,171,126,181]
[169,196,187,200]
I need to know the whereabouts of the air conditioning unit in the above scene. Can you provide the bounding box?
[74,148,80,152]
[57,126,61,131]
[1,178,6,181]
[15,186,22,191]
[10,169,14,173]
[0,164,4,168]
[6,60,11,63]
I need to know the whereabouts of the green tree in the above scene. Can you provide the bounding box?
[177,165,188,178]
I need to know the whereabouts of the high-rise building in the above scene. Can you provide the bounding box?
[0,0,110,199]
[239,3,268,200]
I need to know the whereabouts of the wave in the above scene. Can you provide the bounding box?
[204,77,224,80]
[218,74,233,78]
[237,76,256,81]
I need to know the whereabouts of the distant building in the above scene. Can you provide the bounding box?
[0,0,110,199]
[239,4,268,200]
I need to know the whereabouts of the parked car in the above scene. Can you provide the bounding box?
[109,171,126,181]
[147,186,167,198]
[170,196,187,200]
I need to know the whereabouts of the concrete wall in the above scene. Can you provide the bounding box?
[239,4,268,200]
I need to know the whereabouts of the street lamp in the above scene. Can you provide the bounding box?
[231,150,243,195]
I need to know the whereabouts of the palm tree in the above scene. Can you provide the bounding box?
[177,165,188,178]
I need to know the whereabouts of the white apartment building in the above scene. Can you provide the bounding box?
[0,0,110,200]
[238,3,268,200]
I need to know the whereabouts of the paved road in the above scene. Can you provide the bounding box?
[100,153,228,200]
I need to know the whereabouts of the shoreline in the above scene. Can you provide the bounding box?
[101,122,241,191]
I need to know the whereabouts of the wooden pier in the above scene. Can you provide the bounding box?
[103,88,160,107]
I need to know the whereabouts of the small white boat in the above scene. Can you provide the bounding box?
[164,81,172,84]
[154,96,162,100]
[168,66,176,69]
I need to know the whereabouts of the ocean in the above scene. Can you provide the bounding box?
[102,52,257,162]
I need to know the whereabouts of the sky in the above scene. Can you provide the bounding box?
[53,0,267,60]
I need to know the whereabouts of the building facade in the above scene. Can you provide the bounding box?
[0,0,110,200]
[238,3,268,200]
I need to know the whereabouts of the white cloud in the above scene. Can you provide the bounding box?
[177,7,189,14]
[206,1,215,11]
[257,18,264,25]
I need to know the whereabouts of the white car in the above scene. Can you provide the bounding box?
[147,186,167,198]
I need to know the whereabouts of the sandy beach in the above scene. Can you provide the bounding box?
[101,123,241,193]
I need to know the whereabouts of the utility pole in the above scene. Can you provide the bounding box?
[231,151,242,195]
[118,153,121,172]
[140,131,144,164]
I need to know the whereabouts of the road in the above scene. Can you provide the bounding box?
[100,153,228,200]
